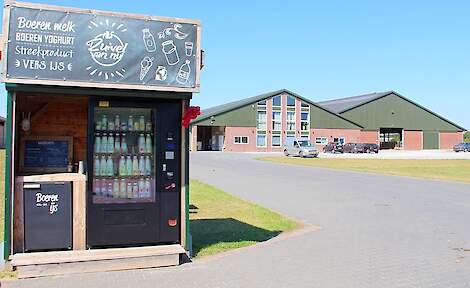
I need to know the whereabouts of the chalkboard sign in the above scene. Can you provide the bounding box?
[2,1,201,93]
[19,136,73,173]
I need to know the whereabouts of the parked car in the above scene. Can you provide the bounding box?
[362,143,379,153]
[323,143,343,153]
[453,142,470,152]
[343,143,362,153]
[284,139,319,158]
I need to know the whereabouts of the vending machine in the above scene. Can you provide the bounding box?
[87,98,181,247]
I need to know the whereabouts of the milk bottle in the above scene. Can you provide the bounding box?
[108,134,115,154]
[121,133,128,153]
[145,134,152,153]
[102,114,108,130]
[132,156,139,176]
[113,178,120,198]
[93,178,100,195]
[106,180,113,197]
[138,156,145,176]
[101,179,108,197]
[128,115,134,131]
[108,119,115,131]
[114,133,121,153]
[138,178,145,198]
[138,134,146,154]
[115,115,121,131]
[119,178,127,198]
[94,133,101,153]
[145,179,151,198]
[126,155,133,176]
[126,181,133,198]
[119,156,126,176]
[102,133,108,153]
[94,156,100,176]
[99,155,107,176]
[139,116,145,132]
[145,156,151,176]
[131,181,138,198]
[106,156,114,176]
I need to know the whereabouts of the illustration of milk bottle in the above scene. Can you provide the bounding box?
[142,28,156,52]
[176,60,191,84]
[138,156,145,176]
[121,133,128,153]
[132,156,139,176]
[113,178,120,198]
[128,115,134,131]
[145,156,151,176]
[108,134,115,154]
[119,155,126,176]
[94,156,100,176]
[138,134,146,154]
[126,155,133,176]
[119,178,127,198]
[106,156,114,176]
[99,155,107,176]
[115,115,121,131]
[162,40,179,65]
[145,134,152,153]
[114,133,121,153]
[94,133,101,153]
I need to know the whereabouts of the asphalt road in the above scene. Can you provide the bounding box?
[9,152,470,288]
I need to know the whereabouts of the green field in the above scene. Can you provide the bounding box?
[258,157,470,183]
[189,179,299,257]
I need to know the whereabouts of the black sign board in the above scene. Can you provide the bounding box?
[19,136,73,173]
[2,1,201,92]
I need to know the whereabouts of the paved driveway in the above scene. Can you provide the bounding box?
[8,152,470,287]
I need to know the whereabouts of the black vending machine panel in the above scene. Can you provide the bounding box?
[23,182,72,252]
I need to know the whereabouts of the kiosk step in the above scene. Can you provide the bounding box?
[10,244,186,278]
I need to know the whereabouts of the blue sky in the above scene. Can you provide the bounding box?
[1,0,469,128]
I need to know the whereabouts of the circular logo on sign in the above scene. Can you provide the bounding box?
[86,30,128,67]
[85,20,128,80]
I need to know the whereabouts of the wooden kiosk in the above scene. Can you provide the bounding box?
[1,1,201,278]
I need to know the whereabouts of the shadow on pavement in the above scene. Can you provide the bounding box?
[190,218,281,257]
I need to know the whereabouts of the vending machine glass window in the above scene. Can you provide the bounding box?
[92,107,155,204]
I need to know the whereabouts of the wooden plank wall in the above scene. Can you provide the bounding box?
[15,92,88,164]
[13,92,88,253]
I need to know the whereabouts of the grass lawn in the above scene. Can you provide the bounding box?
[258,157,470,183]
[189,179,299,258]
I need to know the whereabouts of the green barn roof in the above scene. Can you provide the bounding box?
[318,90,466,131]
[192,89,363,128]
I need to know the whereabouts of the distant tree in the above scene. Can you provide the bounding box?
[465,131,470,143]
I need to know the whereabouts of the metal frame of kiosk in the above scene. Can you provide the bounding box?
[1,0,200,278]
